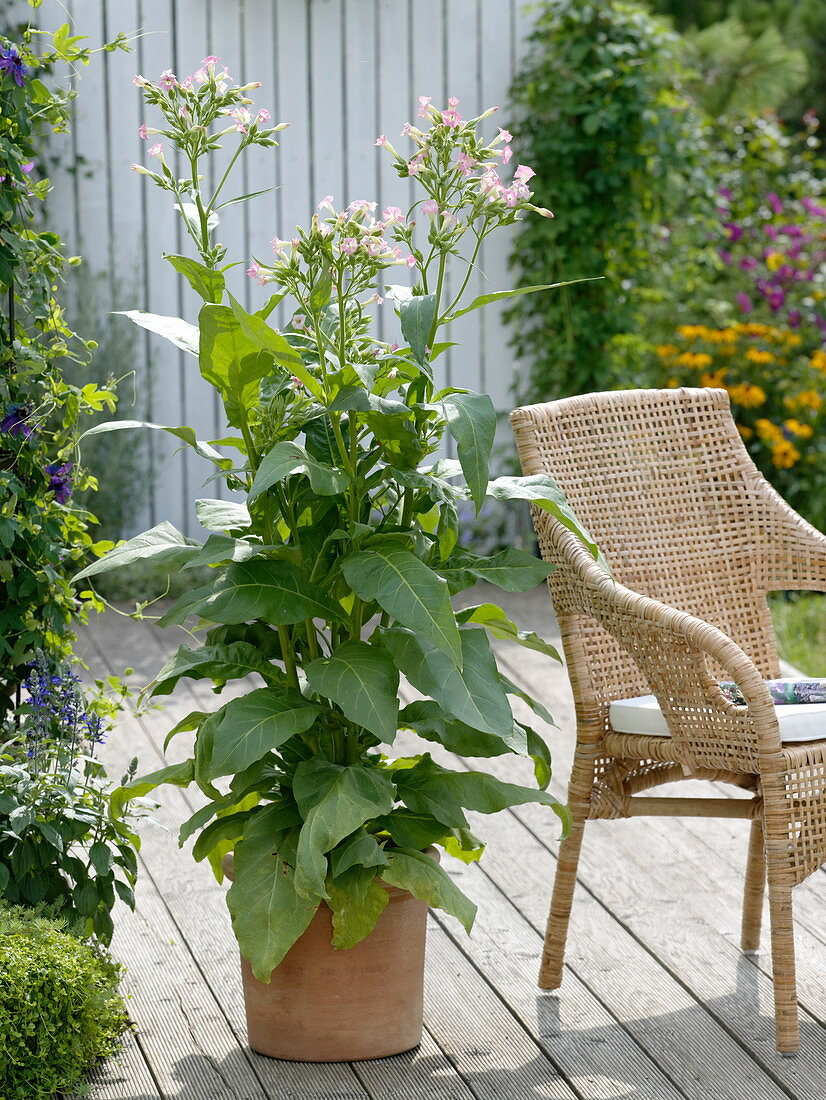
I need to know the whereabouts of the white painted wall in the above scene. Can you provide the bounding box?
[45,0,538,534]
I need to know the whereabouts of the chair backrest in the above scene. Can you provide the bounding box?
[510,388,783,721]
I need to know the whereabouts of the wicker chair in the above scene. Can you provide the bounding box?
[509,387,826,1055]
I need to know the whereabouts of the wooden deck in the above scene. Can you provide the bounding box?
[73,587,826,1100]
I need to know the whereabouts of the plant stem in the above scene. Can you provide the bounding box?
[277,625,300,689]
[208,141,246,211]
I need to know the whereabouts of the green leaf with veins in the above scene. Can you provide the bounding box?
[305,641,399,742]
[381,626,512,739]
[381,848,476,933]
[342,546,462,666]
[292,760,396,899]
[227,818,320,980]
[248,440,348,502]
[457,604,561,660]
[328,867,389,949]
[198,688,322,780]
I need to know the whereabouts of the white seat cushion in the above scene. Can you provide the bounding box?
[609,694,826,744]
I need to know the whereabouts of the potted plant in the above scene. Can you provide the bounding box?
[76,59,594,1061]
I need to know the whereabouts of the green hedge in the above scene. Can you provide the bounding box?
[0,906,128,1100]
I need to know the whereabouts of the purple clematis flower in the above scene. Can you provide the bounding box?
[0,403,34,439]
[44,461,74,504]
[0,46,27,87]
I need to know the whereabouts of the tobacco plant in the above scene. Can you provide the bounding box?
[79,61,595,980]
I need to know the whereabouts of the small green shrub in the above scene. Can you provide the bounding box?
[0,905,128,1100]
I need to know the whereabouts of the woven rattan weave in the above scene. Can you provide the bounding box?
[510,387,826,1055]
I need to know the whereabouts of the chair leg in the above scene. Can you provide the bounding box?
[767,877,799,1055]
[539,816,586,989]
[741,817,765,953]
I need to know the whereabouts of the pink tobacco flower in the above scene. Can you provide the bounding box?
[448,97,459,109]
[501,145,513,164]
[317,195,336,213]
[382,206,403,224]
[375,134,390,148]
[418,96,432,119]
[132,74,148,87]
[231,108,252,133]
[348,199,377,213]
[340,238,359,256]
[456,152,477,176]
[247,262,271,285]
[441,108,463,128]
[138,123,148,139]
[496,127,513,144]
[148,143,164,158]
[421,199,439,216]
[514,164,536,183]
[256,108,270,124]
[404,253,417,268]
[159,69,176,88]
[201,55,221,67]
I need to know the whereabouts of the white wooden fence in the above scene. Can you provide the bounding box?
[44,0,539,534]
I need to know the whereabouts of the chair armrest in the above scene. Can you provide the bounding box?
[553,530,782,771]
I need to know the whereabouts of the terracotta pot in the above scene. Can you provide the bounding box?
[222,850,435,1061]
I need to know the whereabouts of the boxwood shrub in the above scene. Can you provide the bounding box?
[0,906,128,1100]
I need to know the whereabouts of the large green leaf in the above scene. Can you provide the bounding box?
[373,809,452,851]
[485,475,598,555]
[110,758,195,820]
[248,441,347,502]
[198,303,277,426]
[328,867,389,949]
[292,760,396,899]
[198,688,321,780]
[181,533,263,571]
[115,310,199,355]
[381,848,476,933]
[150,642,280,697]
[438,546,554,594]
[305,641,399,742]
[342,547,461,666]
[164,253,225,303]
[457,604,561,661]
[328,829,389,877]
[159,560,342,627]
[439,393,496,514]
[80,420,230,468]
[227,817,320,980]
[399,294,436,366]
[195,498,251,531]
[327,387,409,416]
[398,699,527,757]
[74,522,200,581]
[228,293,323,398]
[443,279,595,322]
[380,626,512,737]
[393,754,569,829]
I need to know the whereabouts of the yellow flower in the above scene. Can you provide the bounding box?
[765,252,786,272]
[783,418,813,440]
[782,332,802,348]
[727,382,766,408]
[785,390,823,413]
[744,348,773,365]
[771,440,801,469]
[810,349,826,372]
[699,368,728,389]
[656,344,679,359]
[737,424,754,440]
[676,324,709,341]
[756,418,784,444]
[676,351,713,370]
